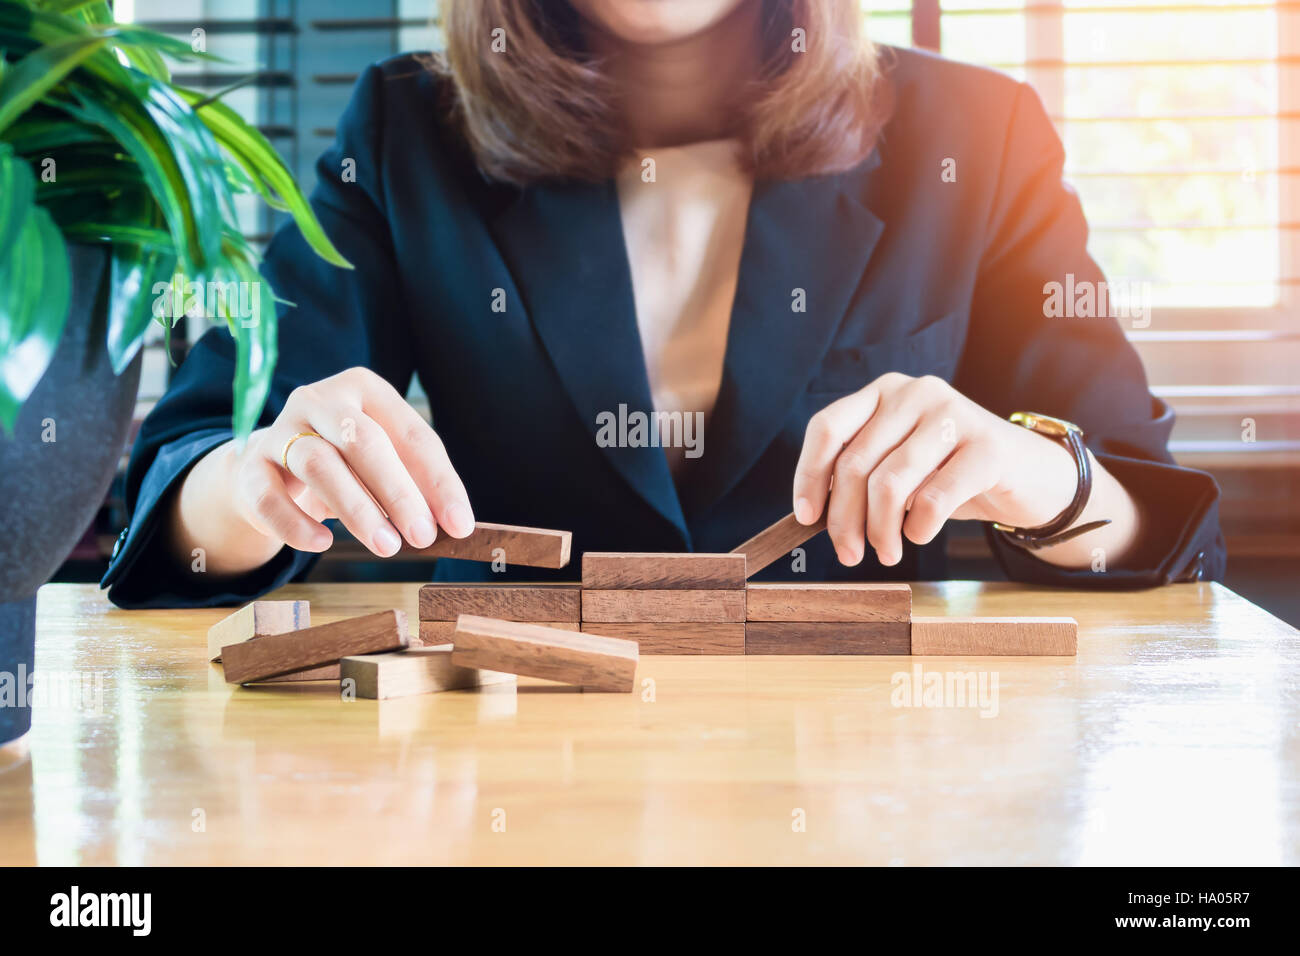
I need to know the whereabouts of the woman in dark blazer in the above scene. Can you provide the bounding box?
[103,0,1224,608]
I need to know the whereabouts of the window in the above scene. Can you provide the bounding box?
[904,1,1300,469]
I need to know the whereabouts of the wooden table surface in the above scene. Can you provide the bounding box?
[2,580,1297,865]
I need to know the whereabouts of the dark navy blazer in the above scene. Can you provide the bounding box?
[103,46,1225,607]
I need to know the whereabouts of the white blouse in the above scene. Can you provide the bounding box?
[615,138,753,478]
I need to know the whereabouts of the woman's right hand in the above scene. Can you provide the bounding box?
[227,366,474,558]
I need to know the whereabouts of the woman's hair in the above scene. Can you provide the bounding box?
[433,0,888,185]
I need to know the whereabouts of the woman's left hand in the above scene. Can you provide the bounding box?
[792,372,1082,567]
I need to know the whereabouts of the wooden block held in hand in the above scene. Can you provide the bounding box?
[404,522,571,569]
[581,553,747,590]
[730,512,827,577]
[418,583,580,623]
[207,601,310,662]
[581,622,744,655]
[911,617,1078,656]
[340,646,516,700]
[745,621,911,655]
[419,620,573,645]
[451,615,638,692]
[746,583,911,622]
[222,609,408,684]
[581,589,745,623]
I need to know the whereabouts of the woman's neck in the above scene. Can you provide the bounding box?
[582,3,762,149]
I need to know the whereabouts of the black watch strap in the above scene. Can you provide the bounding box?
[992,412,1111,552]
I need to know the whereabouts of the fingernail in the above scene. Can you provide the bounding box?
[794,497,814,524]
[445,501,475,538]
[310,528,333,552]
[410,515,436,548]
[373,525,401,557]
[879,549,899,566]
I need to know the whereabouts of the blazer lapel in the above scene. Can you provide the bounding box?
[682,154,887,519]
[488,179,689,542]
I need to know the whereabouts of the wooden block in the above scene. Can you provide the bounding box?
[259,664,340,683]
[340,646,516,700]
[730,512,827,577]
[581,623,744,655]
[910,617,1078,656]
[581,552,747,590]
[745,621,910,655]
[746,583,911,622]
[418,583,580,622]
[581,589,745,623]
[207,601,310,662]
[404,522,571,569]
[451,615,638,692]
[222,610,408,684]
[419,620,573,645]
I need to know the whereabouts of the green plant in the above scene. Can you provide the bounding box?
[0,0,350,437]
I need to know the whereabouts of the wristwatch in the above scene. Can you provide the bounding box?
[991,411,1111,551]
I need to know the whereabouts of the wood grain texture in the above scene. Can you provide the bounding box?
[207,601,310,662]
[403,522,571,569]
[419,620,572,645]
[418,584,580,622]
[222,610,408,684]
[746,583,911,622]
[911,616,1078,656]
[581,589,746,623]
[581,552,747,590]
[19,580,1300,866]
[451,615,638,692]
[581,623,745,655]
[258,664,340,683]
[340,646,516,700]
[730,512,828,577]
[745,621,911,655]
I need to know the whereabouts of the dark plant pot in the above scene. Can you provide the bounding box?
[0,244,142,745]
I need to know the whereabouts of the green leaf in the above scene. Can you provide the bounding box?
[0,139,35,263]
[0,146,70,432]
[105,196,174,373]
[179,88,351,269]
[220,232,277,442]
[0,30,113,134]
[62,74,230,278]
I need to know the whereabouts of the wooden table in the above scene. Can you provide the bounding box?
[2,580,1297,865]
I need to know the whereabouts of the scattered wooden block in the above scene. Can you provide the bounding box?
[730,512,827,577]
[404,522,571,569]
[419,620,573,645]
[746,583,911,622]
[451,615,638,692]
[340,646,516,700]
[258,663,340,683]
[418,583,580,623]
[581,589,746,623]
[581,623,744,655]
[745,621,910,655]
[581,552,747,590]
[207,600,310,662]
[910,617,1078,656]
[222,609,409,684]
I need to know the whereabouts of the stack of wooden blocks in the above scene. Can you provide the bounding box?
[207,515,1078,703]
[579,553,748,654]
